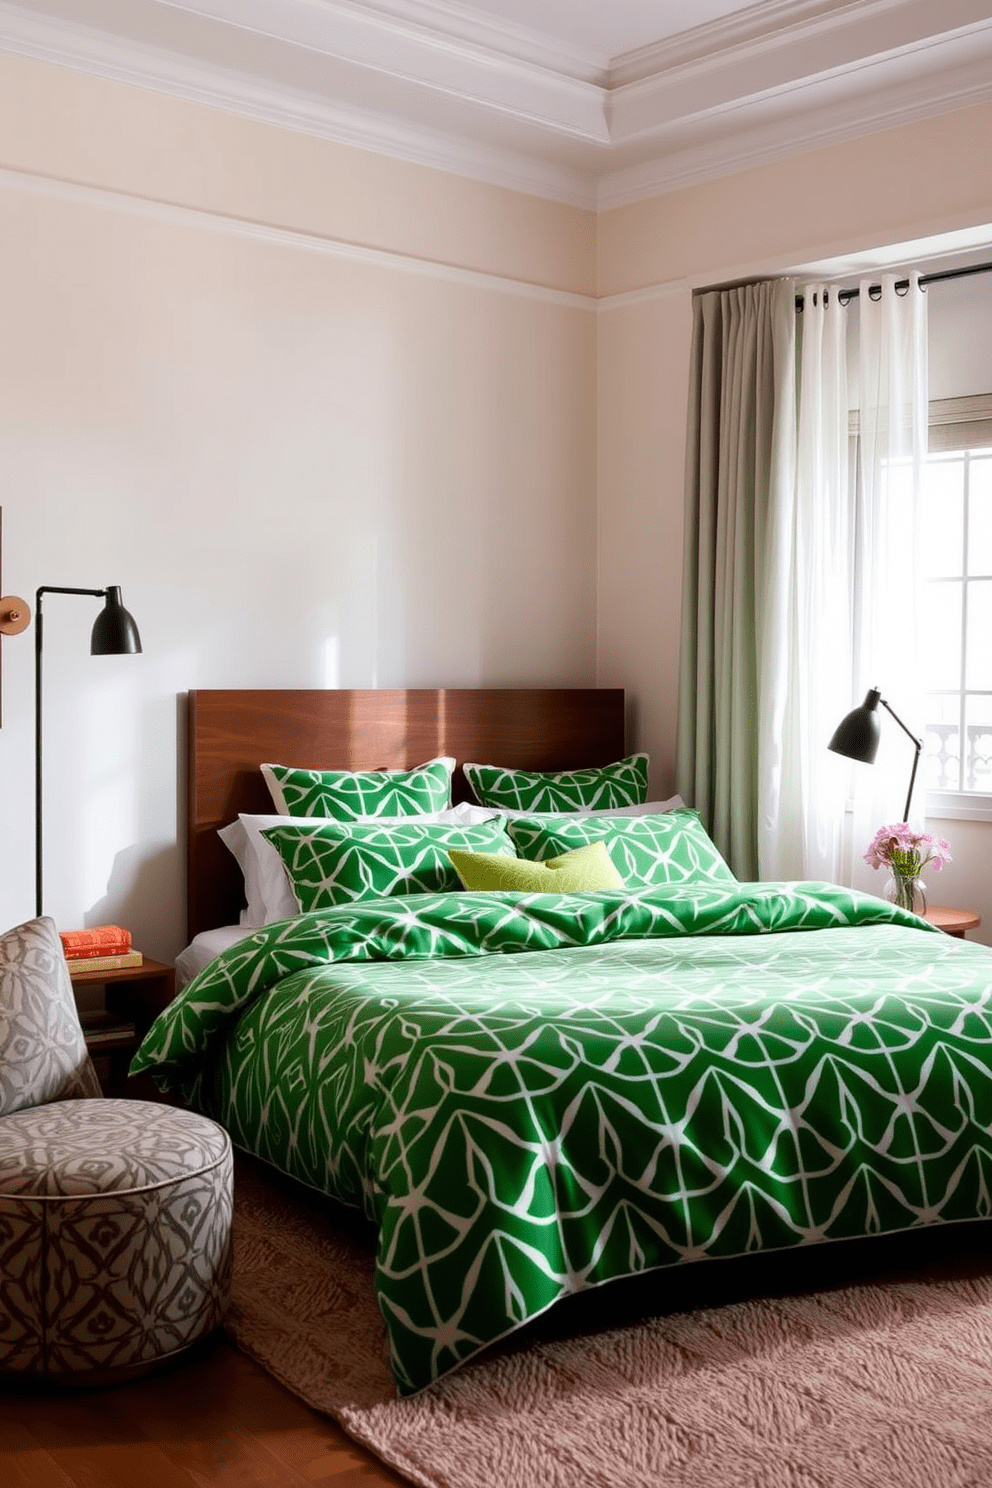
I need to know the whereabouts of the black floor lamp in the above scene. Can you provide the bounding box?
[35,585,142,917]
[827,687,923,824]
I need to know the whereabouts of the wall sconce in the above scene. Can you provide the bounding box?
[0,512,143,917]
[35,585,142,916]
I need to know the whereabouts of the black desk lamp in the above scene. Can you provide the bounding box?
[35,585,142,916]
[827,687,923,824]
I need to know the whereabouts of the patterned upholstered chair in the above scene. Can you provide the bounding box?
[0,916,233,1381]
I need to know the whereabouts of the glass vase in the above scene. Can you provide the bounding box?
[884,871,927,915]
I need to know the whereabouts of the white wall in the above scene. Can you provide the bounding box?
[0,55,598,958]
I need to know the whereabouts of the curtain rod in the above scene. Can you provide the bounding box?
[795,257,992,311]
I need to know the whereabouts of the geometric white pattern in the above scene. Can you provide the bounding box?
[132,880,992,1394]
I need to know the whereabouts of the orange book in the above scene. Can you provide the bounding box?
[59,925,133,959]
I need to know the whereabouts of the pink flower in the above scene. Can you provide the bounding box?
[863,823,952,874]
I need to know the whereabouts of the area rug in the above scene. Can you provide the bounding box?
[227,1153,992,1488]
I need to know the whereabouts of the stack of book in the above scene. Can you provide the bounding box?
[60,925,143,977]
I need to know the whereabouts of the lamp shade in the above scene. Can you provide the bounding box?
[90,586,142,655]
[827,688,882,764]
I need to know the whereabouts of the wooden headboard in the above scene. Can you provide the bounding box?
[187,688,626,941]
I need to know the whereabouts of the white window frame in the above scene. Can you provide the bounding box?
[923,394,992,822]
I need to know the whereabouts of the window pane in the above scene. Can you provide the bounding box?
[922,579,962,690]
[921,456,964,578]
[965,579,992,690]
[969,458,992,575]
[923,694,961,790]
[965,694,992,793]
[921,432,992,805]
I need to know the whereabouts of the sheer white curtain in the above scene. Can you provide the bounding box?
[759,283,853,881]
[846,274,929,887]
[758,274,928,883]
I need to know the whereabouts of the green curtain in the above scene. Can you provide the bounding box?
[676,282,781,880]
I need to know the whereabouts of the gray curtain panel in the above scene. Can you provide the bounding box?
[677,283,779,880]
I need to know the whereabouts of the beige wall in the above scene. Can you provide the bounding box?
[596,101,992,942]
[0,54,596,297]
[598,100,992,298]
[1,48,989,952]
[596,289,692,801]
[0,54,597,955]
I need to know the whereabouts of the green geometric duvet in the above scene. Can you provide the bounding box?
[131,882,992,1395]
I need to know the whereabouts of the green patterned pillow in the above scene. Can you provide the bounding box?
[463,753,649,812]
[505,809,736,887]
[449,841,624,893]
[261,757,454,820]
[262,818,515,911]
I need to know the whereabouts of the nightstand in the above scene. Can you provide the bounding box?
[923,906,982,940]
[69,957,175,1096]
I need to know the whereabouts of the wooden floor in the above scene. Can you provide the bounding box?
[0,1335,411,1488]
[10,1226,992,1488]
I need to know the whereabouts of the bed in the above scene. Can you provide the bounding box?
[132,687,992,1397]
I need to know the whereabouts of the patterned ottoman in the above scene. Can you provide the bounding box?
[0,1099,232,1379]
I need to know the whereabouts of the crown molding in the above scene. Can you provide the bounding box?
[328,0,608,83]
[608,4,992,144]
[0,0,609,139]
[607,0,992,85]
[609,0,857,86]
[2,0,991,213]
[0,1,604,207]
[598,20,992,208]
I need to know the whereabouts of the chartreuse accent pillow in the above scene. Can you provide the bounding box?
[462,753,649,813]
[506,809,736,887]
[261,817,515,911]
[449,840,624,893]
[261,757,454,820]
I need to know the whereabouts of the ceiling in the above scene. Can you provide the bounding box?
[2,0,992,208]
[432,0,764,69]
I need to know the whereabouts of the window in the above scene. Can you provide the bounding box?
[921,395,992,817]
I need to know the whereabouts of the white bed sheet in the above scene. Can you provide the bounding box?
[175,925,256,991]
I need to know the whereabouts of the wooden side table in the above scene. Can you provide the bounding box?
[69,956,175,1096]
[923,906,982,940]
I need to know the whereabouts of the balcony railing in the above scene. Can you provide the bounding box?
[923,721,992,793]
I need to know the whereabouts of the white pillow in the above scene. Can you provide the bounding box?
[495,795,685,821]
[220,801,499,927]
